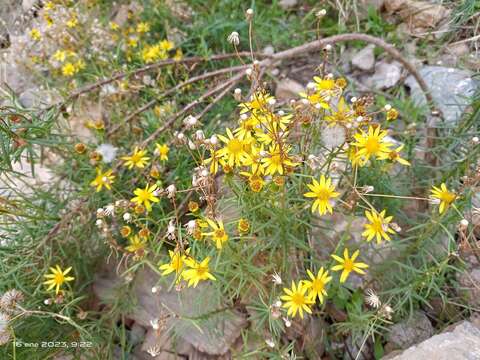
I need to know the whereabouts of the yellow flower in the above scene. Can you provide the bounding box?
[159,249,190,280]
[303,175,340,215]
[331,248,369,283]
[203,219,229,249]
[386,108,399,121]
[218,128,248,167]
[183,257,216,287]
[430,183,456,214]
[53,50,67,63]
[66,14,78,28]
[90,168,115,192]
[324,97,353,126]
[159,39,174,51]
[261,145,297,176]
[362,209,396,243]
[188,201,199,213]
[136,22,150,33]
[109,21,120,31]
[121,147,150,169]
[131,184,160,212]
[280,281,314,319]
[303,268,332,304]
[352,126,393,164]
[204,149,222,174]
[125,235,147,254]
[238,218,250,233]
[388,144,410,166]
[29,28,41,41]
[43,265,74,295]
[155,143,169,161]
[61,62,76,77]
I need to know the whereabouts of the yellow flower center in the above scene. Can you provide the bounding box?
[54,272,65,284]
[311,279,325,292]
[440,191,456,204]
[214,229,226,239]
[227,139,243,154]
[196,265,207,277]
[365,137,380,154]
[291,292,306,306]
[343,259,354,272]
[270,154,282,166]
[315,188,331,201]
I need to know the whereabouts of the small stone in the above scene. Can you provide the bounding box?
[367,61,403,90]
[303,317,326,358]
[457,267,480,308]
[387,311,434,351]
[275,78,304,100]
[351,44,375,71]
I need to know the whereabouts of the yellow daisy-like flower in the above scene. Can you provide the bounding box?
[53,50,67,63]
[280,281,314,319]
[61,62,76,77]
[90,168,115,192]
[203,219,229,249]
[388,144,410,166]
[430,183,456,214]
[122,147,150,169]
[303,268,332,304]
[155,143,169,161]
[183,257,216,288]
[261,145,297,176]
[43,265,74,295]
[29,28,41,41]
[304,175,340,215]
[159,249,190,280]
[131,184,160,212]
[324,97,353,126]
[125,235,147,254]
[331,248,369,283]
[217,128,248,167]
[362,209,396,243]
[136,22,150,33]
[352,126,393,164]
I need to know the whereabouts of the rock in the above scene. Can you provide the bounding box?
[346,334,372,360]
[303,317,326,358]
[93,266,248,357]
[457,267,480,308]
[384,0,450,35]
[22,0,36,12]
[263,45,275,56]
[275,78,304,100]
[351,45,375,72]
[370,60,403,89]
[383,321,480,360]
[387,311,434,351]
[405,66,479,124]
[279,0,298,10]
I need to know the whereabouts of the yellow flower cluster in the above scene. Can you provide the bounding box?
[282,248,368,318]
[159,250,215,288]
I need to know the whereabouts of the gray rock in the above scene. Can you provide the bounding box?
[303,317,326,358]
[275,78,304,101]
[352,45,375,72]
[384,321,480,360]
[457,267,480,308]
[387,311,434,350]
[22,0,36,12]
[364,61,403,90]
[405,66,479,124]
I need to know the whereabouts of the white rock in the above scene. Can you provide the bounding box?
[351,44,376,71]
[384,321,480,360]
[275,78,304,100]
[279,0,298,10]
[367,61,403,89]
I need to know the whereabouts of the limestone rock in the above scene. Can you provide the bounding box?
[275,78,304,101]
[387,311,434,350]
[366,60,403,89]
[351,45,375,72]
[405,66,479,124]
[457,267,480,308]
[384,321,480,360]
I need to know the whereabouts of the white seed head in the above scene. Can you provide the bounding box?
[472,136,479,144]
[384,104,392,111]
[151,286,158,293]
[234,88,242,101]
[245,68,253,76]
[351,97,357,103]
[316,9,327,17]
[227,31,240,46]
[460,219,469,227]
[210,135,218,145]
[246,8,254,20]
[123,212,132,222]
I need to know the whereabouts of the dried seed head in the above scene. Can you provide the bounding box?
[227,31,240,46]
[234,88,242,101]
[316,9,327,18]
[246,8,254,20]
[0,289,24,310]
